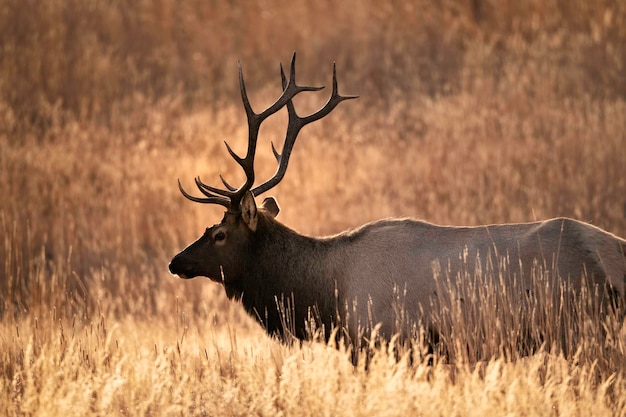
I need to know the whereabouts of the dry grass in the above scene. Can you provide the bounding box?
[1,0,626,415]
[1,309,624,416]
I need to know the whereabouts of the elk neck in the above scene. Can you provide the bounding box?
[237,211,346,341]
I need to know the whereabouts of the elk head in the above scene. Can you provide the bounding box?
[168,53,357,297]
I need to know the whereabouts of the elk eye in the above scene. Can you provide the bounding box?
[214,231,226,242]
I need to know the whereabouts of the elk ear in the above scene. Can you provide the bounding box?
[261,197,280,218]
[241,191,258,231]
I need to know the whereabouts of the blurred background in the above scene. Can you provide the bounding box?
[1,0,625,320]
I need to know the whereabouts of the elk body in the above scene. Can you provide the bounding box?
[169,54,626,354]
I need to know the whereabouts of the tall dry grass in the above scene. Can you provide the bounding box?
[1,0,626,415]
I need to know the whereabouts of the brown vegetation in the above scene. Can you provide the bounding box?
[1,0,625,415]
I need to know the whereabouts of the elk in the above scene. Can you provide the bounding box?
[169,54,626,358]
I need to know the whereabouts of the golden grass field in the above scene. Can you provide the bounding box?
[1,0,626,415]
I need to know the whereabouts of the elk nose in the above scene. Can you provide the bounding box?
[168,257,186,277]
[168,256,194,278]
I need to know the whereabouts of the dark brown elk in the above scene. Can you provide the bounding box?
[169,54,626,358]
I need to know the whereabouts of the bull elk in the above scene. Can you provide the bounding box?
[169,54,626,358]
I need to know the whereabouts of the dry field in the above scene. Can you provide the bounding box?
[1,1,626,415]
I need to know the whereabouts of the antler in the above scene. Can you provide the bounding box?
[179,53,358,211]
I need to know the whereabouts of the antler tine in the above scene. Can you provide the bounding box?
[219,175,237,191]
[299,63,359,125]
[269,60,295,164]
[252,61,357,197]
[237,59,255,123]
[256,53,325,121]
[178,179,230,208]
[268,62,290,163]
[195,176,233,198]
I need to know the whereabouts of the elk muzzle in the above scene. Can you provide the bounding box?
[168,254,195,279]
